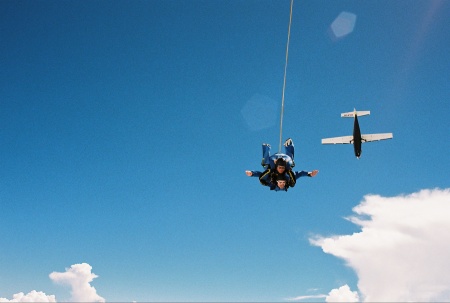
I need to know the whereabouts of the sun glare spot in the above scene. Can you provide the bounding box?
[330,11,357,40]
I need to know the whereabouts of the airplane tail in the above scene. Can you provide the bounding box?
[341,110,370,118]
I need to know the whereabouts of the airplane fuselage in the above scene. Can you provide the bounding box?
[353,115,362,158]
[321,109,392,158]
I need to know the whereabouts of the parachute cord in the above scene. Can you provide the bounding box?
[278,0,293,153]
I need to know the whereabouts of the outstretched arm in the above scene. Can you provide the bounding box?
[293,170,319,179]
[246,170,262,177]
[308,170,319,177]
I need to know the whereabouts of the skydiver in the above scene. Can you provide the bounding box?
[246,158,318,192]
[262,138,319,183]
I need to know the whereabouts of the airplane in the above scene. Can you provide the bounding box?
[322,109,393,158]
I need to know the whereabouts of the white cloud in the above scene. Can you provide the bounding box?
[325,285,359,302]
[286,285,359,302]
[1,263,104,303]
[49,263,105,302]
[0,290,56,302]
[310,188,450,302]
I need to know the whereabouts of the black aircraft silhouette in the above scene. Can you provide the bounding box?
[322,109,393,158]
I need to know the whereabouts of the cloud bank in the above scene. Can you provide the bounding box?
[0,263,104,302]
[310,188,450,302]
[0,291,56,302]
[325,285,359,302]
[286,284,358,302]
[49,263,105,302]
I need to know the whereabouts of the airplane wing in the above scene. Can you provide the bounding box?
[341,110,370,118]
[322,135,354,144]
[361,133,393,143]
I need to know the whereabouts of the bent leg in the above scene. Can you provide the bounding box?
[262,143,271,167]
[284,138,295,167]
[284,138,294,160]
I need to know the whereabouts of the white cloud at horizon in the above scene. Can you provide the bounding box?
[0,263,105,302]
[49,263,105,303]
[325,285,359,302]
[309,188,450,302]
[285,285,358,302]
[0,291,56,302]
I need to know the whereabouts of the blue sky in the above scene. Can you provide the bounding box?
[0,0,449,302]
